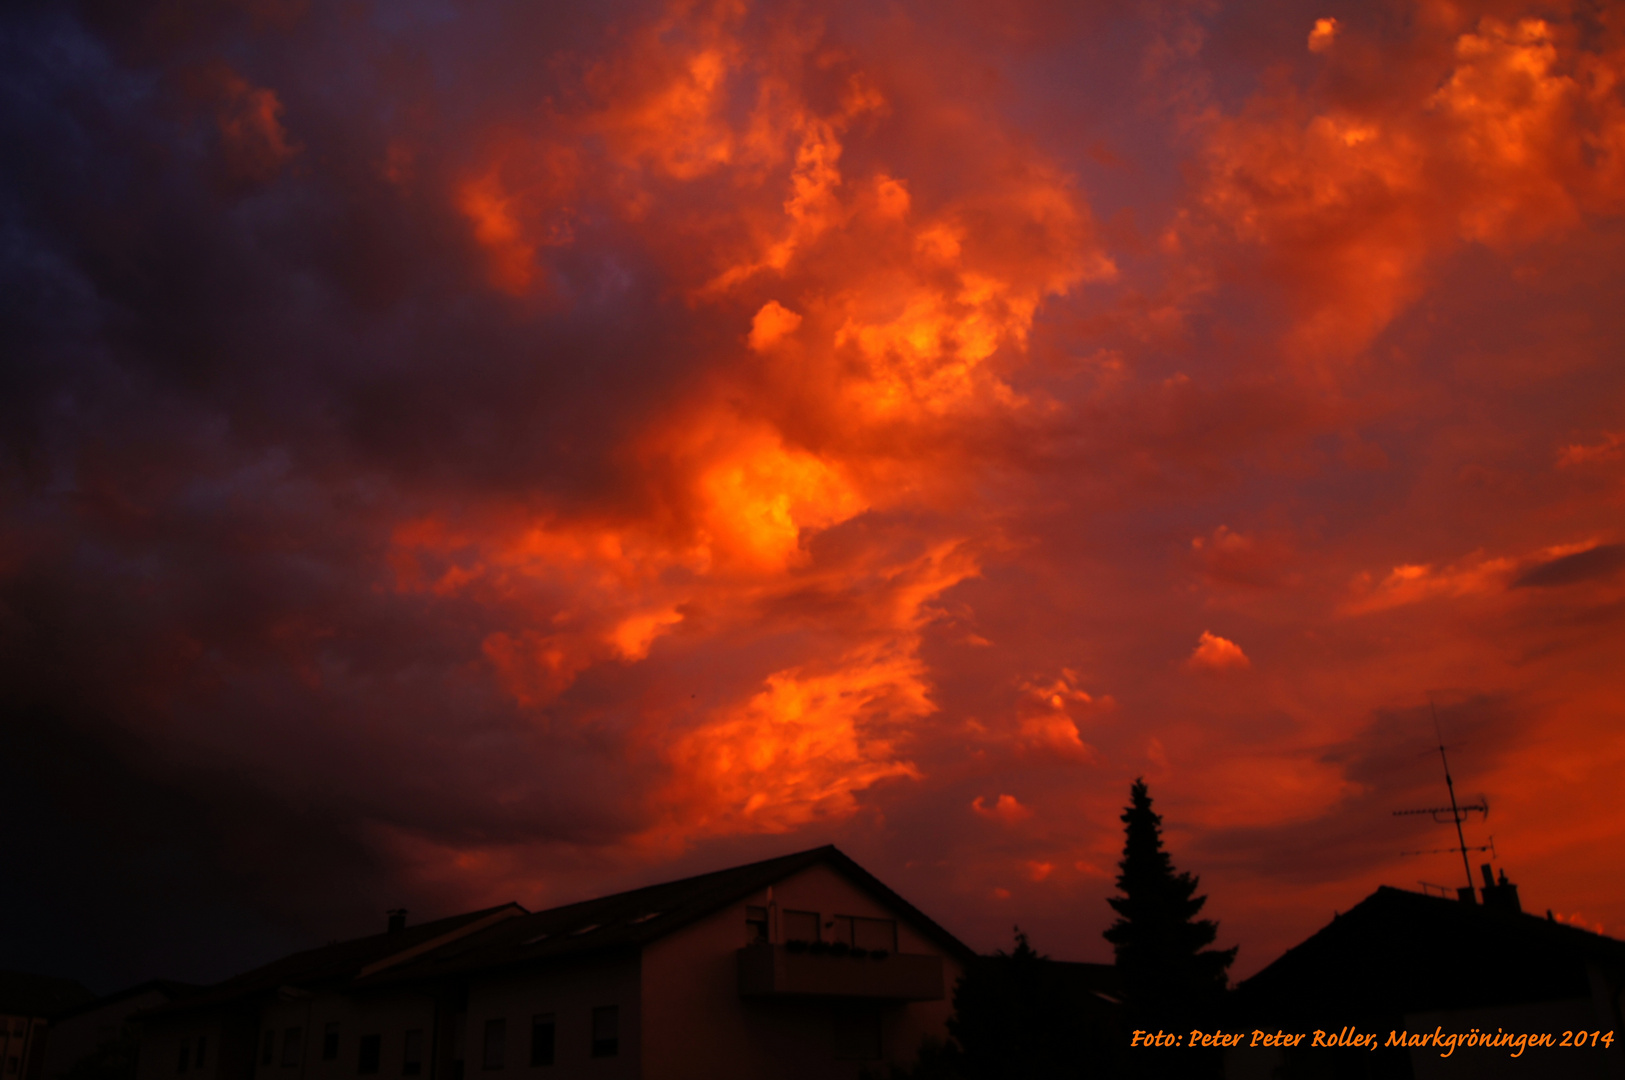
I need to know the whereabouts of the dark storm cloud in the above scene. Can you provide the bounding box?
[1,0,699,982]
[1513,543,1625,589]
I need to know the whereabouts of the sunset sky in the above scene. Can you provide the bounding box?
[4,0,1624,993]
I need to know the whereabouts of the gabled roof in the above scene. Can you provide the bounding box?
[51,980,199,1023]
[360,845,974,987]
[0,970,96,1019]
[1237,885,1625,1022]
[143,904,527,1018]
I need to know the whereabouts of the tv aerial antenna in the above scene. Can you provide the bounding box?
[1392,699,1488,901]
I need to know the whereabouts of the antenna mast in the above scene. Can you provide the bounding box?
[1392,700,1488,902]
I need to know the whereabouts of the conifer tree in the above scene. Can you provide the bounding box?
[1104,778,1236,1023]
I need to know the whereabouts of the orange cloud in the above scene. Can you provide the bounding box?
[1307,18,1339,54]
[973,793,1033,826]
[1184,12,1625,365]
[1342,553,1518,614]
[1557,432,1625,467]
[748,300,802,352]
[1186,631,1251,672]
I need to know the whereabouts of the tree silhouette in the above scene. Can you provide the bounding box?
[1104,778,1236,1029]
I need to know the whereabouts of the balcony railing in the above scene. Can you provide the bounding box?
[736,944,945,1001]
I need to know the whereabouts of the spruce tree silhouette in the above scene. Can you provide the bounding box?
[1104,778,1236,1036]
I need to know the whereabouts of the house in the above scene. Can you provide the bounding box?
[0,970,96,1080]
[136,847,971,1080]
[40,980,197,1080]
[1225,869,1625,1079]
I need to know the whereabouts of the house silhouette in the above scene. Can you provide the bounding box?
[134,847,971,1080]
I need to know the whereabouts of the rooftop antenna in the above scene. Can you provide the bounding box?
[1392,699,1487,902]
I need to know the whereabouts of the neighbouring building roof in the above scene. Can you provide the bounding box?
[0,971,96,1019]
[1237,885,1625,1023]
[359,844,976,988]
[49,980,200,1023]
[141,904,527,1018]
[148,845,974,1017]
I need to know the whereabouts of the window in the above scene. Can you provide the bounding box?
[745,905,769,944]
[323,1023,339,1062]
[832,1009,881,1061]
[196,1037,207,1070]
[282,1029,303,1068]
[827,915,854,946]
[402,1030,423,1076]
[782,909,819,943]
[854,917,898,953]
[481,1019,505,1071]
[177,1041,190,1073]
[262,1032,275,1066]
[528,1016,553,1068]
[357,1035,381,1076]
[589,1008,618,1059]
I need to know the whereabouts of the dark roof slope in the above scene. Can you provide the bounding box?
[51,980,199,1023]
[145,904,526,1018]
[1237,885,1625,1023]
[0,971,96,1019]
[362,845,974,987]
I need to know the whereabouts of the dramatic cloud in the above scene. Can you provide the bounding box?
[3,0,1623,990]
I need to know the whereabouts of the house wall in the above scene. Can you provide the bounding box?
[463,954,641,1080]
[639,862,963,1080]
[135,1013,229,1080]
[2,1015,48,1080]
[249,992,440,1080]
[43,989,173,1080]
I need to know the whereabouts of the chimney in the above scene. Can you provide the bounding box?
[1479,865,1522,914]
[388,909,408,934]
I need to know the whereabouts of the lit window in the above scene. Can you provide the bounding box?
[482,1019,505,1070]
[745,906,768,944]
[782,910,819,944]
[590,1008,618,1058]
[357,1035,381,1075]
[282,1029,303,1068]
[528,1016,554,1068]
[323,1024,339,1062]
[402,1029,423,1076]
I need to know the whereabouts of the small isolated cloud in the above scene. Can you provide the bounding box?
[1186,631,1251,673]
[1191,525,1296,589]
[972,793,1033,826]
[1026,860,1054,882]
[1557,433,1624,467]
[1307,18,1339,54]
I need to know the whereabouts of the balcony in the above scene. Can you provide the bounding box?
[736,944,945,1001]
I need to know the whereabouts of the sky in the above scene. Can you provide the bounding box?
[3,0,1623,994]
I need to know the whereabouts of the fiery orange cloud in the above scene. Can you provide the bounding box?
[1186,631,1251,673]
[1184,11,1625,365]
[13,0,1625,988]
[1307,18,1339,54]
[972,793,1033,826]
